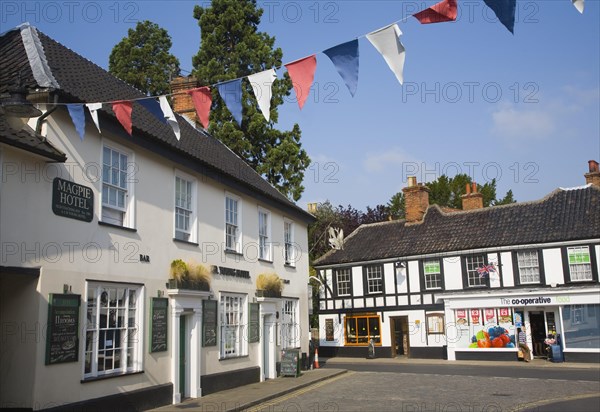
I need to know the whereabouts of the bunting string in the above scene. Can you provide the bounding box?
[28,0,582,140]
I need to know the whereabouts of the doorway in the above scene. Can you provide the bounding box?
[179,314,192,398]
[390,316,409,357]
[529,311,546,358]
[262,314,275,380]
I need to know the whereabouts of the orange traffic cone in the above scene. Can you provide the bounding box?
[314,347,320,369]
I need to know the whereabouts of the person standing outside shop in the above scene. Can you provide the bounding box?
[517,327,531,362]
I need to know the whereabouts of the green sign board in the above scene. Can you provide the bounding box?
[248,302,260,343]
[280,348,300,377]
[202,299,217,347]
[150,298,168,352]
[45,294,80,365]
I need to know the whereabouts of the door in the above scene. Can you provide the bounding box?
[179,316,186,397]
[262,315,272,380]
[529,312,546,357]
[390,317,409,357]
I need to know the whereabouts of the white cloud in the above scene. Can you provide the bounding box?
[491,107,556,140]
[363,147,415,173]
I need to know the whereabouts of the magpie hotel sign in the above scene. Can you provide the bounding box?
[52,178,93,222]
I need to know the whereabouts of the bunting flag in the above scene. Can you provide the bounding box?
[413,0,457,24]
[285,55,317,110]
[67,104,85,141]
[138,98,167,124]
[187,87,212,129]
[366,24,406,85]
[112,101,133,135]
[217,79,243,126]
[323,39,359,97]
[572,0,584,13]
[483,0,516,34]
[85,103,102,133]
[248,69,277,122]
[159,96,180,140]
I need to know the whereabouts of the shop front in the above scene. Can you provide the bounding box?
[441,287,600,363]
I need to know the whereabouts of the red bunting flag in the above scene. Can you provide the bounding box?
[112,101,133,135]
[285,55,317,110]
[413,0,457,24]
[187,87,212,129]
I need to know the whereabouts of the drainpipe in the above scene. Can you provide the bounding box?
[36,92,59,138]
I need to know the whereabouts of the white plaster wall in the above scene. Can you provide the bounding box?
[443,257,463,290]
[408,260,420,292]
[500,252,514,287]
[352,266,363,296]
[543,248,564,285]
[384,262,395,294]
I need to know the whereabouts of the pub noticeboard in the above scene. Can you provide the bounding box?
[248,302,260,343]
[325,319,334,341]
[45,294,81,365]
[150,297,168,353]
[280,348,300,377]
[202,299,217,347]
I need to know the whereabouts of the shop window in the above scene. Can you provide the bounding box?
[567,246,593,281]
[345,315,381,345]
[220,293,246,358]
[563,304,600,349]
[516,250,540,284]
[335,268,352,296]
[84,282,142,379]
[423,259,442,290]
[364,265,383,294]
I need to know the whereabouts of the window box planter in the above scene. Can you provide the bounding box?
[166,278,210,291]
[256,289,282,298]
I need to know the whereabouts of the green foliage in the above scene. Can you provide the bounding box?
[109,20,180,96]
[425,174,504,209]
[494,189,517,206]
[387,192,405,220]
[192,0,310,201]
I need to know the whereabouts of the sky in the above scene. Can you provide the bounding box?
[2,0,599,210]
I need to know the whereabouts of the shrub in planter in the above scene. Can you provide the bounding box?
[188,261,211,291]
[256,273,283,298]
[168,259,189,289]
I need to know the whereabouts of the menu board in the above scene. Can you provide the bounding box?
[280,348,300,377]
[248,303,260,343]
[202,299,217,347]
[150,298,168,352]
[45,294,80,365]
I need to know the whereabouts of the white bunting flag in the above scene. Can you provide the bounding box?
[159,96,180,140]
[366,23,406,85]
[85,103,102,133]
[572,0,584,13]
[248,69,277,122]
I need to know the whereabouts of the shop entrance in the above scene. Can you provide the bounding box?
[390,316,409,357]
[529,311,546,358]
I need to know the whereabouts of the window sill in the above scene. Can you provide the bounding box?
[224,249,243,256]
[173,238,199,246]
[258,258,273,264]
[284,263,296,269]
[98,221,137,233]
[81,370,143,383]
[219,354,249,361]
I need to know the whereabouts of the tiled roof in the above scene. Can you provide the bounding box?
[0,25,313,222]
[0,115,67,162]
[314,185,600,266]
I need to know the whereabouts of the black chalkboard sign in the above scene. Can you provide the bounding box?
[150,298,168,352]
[280,349,300,377]
[203,299,217,347]
[248,303,260,343]
[45,294,80,365]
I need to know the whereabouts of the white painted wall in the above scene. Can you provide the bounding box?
[443,257,463,290]
[543,248,564,285]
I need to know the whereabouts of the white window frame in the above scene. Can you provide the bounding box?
[101,142,135,228]
[423,259,442,290]
[567,246,593,281]
[465,255,487,287]
[281,299,299,349]
[284,219,295,266]
[258,207,272,261]
[517,250,540,284]
[83,282,143,379]
[174,171,197,242]
[365,265,383,294]
[225,193,242,253]
[219,293,247,359]
[335,268,351,296]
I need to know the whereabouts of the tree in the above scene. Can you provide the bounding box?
[387,192,406,220]
[192,0,310,201]
[494,189,516,206]
[109,20,180,96]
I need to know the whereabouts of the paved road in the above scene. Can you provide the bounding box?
[248,362,600,412]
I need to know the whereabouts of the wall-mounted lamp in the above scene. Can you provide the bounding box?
[394,261,406,269]
[157,290,164,298]
[0,76,42,119]
[63,284,72,294]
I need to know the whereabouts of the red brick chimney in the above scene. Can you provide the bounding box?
[462,182,484,210]
[402,176,430,223]
[585,160,600,187]
[170,76,199,124]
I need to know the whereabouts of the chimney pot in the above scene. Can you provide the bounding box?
[589,160,599,173]
[407,176,417,187]
[465,183,471,195]
[472,182,477,193]
[585,159,600,187]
